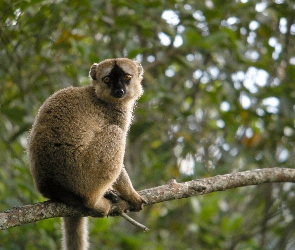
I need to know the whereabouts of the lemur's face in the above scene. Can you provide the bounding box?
[89,58,144,102]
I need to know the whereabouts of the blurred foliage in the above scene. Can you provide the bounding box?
[1,0,295,249]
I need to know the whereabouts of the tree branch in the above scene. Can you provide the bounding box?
[1,168,295,230]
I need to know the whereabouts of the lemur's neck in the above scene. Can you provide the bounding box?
[97,98,134,131]
[89,86,135,131]
[108,101,135,131]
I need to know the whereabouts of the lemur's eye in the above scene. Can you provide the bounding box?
[103,76,110,83]
[124,74,132,81]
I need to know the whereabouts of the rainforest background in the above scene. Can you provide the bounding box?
[1,0,295,249]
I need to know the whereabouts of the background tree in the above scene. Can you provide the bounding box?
[1,0,295,249]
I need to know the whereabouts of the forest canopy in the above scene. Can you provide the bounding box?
[1,0,295,249]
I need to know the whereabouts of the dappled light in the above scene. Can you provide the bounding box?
[1,0,295,249]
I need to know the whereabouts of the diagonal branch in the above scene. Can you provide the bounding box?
[1,167,295,231]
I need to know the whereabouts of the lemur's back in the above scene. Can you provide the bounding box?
[29,85,128,206]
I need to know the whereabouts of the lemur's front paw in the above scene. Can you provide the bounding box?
[128,192,148,212]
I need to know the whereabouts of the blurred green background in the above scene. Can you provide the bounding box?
[1,0,295,249]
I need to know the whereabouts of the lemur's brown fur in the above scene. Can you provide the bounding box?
[28,58,145,250]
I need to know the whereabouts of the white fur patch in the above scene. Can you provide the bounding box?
[117,62,135,75]
[99,66,113,78]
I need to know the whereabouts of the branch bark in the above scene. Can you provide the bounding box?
[1,167,295,231]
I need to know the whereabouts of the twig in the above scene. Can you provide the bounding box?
[120,213,149,232]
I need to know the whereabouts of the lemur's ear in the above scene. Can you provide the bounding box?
[133,61,144,78]
[89,63,98,80]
